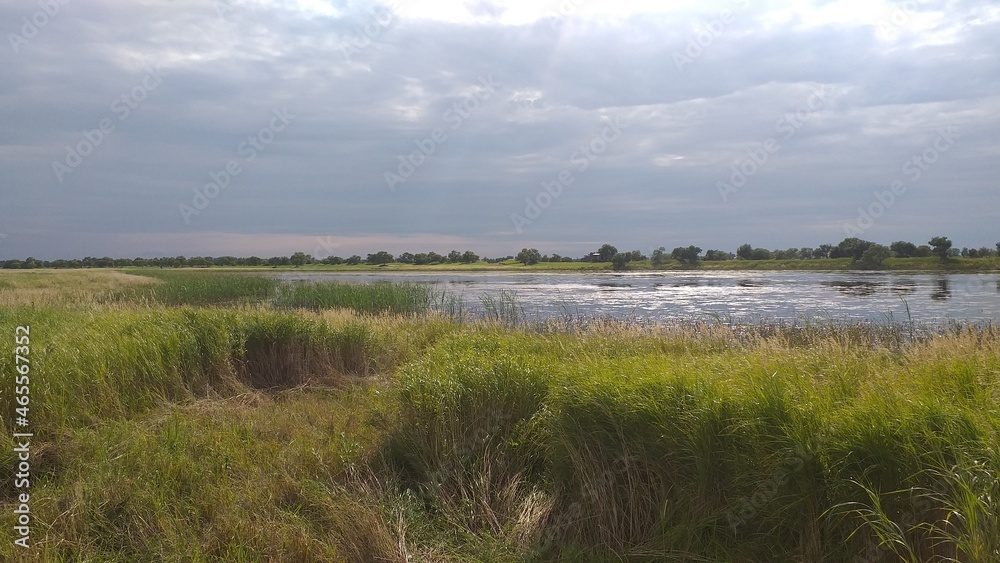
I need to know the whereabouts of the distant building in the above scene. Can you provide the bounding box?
[583,252,603,262]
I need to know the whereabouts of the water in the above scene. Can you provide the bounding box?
[271,271,1000,324]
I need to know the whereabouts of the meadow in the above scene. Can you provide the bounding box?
[0,269,997,561]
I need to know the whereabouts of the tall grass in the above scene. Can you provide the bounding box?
[108,269,280,306]
[382,325,1000,561]
[1,269,998,561]
[274,280,434,314]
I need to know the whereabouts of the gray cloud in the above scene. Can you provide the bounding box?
[1,0,997,259]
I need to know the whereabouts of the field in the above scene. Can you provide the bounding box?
[0,269,998,561]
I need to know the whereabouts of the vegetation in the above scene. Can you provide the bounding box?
[0,269,998,561]
[3,236,999,273]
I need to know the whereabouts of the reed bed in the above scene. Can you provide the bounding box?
[0,269,997,561]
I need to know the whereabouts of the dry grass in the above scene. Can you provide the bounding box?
[0,269,158,307]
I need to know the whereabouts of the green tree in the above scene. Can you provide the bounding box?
[397,252,415,264]
[890,241,918,258]
[704,249,731,261]
[858,244,891,269]
[345,255,362,265]
[835,238,875,262]
[461,250,479,263]
[289,252,311,266]
[365,251,394,265]
[928,236,953,260]
[737,244,753,260]
[750,248,772,260]
[516,248,541,265]
[611,252,630,271]
[598,244,618,262]
[651,246,667,267]
[671,245,702,265]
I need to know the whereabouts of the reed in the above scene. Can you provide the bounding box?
[0,269,997,561]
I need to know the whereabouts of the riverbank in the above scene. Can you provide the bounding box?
[1,270,997,561]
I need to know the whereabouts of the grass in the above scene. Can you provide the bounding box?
[274,280,436,314]
[0,269,997,561]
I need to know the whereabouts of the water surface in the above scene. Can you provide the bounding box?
[271,271,1000,324]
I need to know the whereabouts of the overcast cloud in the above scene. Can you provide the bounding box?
[1,0,998,260]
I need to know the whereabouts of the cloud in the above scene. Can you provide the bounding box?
[1,0,998,259]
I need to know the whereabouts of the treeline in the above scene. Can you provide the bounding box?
[2,237,998,270]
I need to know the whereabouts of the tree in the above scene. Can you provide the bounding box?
[928,236,952,260]
[516,248,541,265]
[289,252,312,266]
[915,245,932,258]
[412,253,430,265]
[737,244,753,260]
[750,248,772,260]
[598,244,618,262]
[628,250,645,262]
[366,251,394,265]
[426,252,444,264]
[835,238,875,262]
[858,244,891,269]
[671,245,702,265]
[890,241,918,258]
[345,255,362,265]
[397,252,415,264]
[611,252,630,271]
[704,249,731,261]
[996,242,1000,255]
[461,250,479,263]
[651,247,667,267]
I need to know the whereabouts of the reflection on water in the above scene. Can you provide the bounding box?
[823,280,882,297]
[891,280,917,295]
[931,278,951,301]
[270,271,1000,324]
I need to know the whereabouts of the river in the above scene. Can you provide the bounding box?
[271,271,1000,324]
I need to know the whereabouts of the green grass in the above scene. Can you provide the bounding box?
[109,269,280,306]
[0,270,997,561]
[274,280,436,314]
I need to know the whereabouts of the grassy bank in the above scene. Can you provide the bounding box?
[0,270,997,561]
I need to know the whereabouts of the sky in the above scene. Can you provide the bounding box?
[1,0,998,260]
